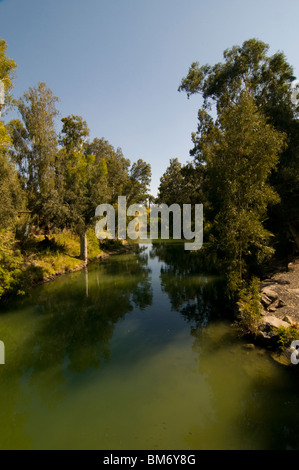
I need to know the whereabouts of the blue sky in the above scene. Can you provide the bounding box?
[1,0,299,195]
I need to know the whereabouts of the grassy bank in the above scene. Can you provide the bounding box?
[0,228,127,302]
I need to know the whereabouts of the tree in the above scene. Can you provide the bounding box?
[0,38,21,228]
[196,92,285,291]
[128,158,151,204]
[157,158,185,205]
[179,38,299,255]
[0,38,17,111]
[59,114,89,152]
[0,123,22,229]
[157,158,203,206]
[9,82,59,226]
[0,39,24,299]
[58,116,108,262]
[86,137,131,204]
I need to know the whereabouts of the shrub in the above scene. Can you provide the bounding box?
[0,230,24,298]
[235,277,263,335]
[275,325,299,351]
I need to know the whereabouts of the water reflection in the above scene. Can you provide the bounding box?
[150,241,228,329]
[0,246,153,448]
[26,246,152,374]
[1,242,299,450]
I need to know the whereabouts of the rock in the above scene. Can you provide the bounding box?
[261,287,279,301]
[272,347,299,366]
[261,293,272,307]
[243,343,255,350]
[262,315,291,329]
[288,288,299,295]
[276,299,286,308]
[283,315,295,325]
[257,330,274,340]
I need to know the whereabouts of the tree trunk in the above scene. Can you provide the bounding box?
[80,230,88,265]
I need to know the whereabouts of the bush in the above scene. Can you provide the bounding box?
[235,277,263,335]
[275,325,299,351]
[0,230,24,298]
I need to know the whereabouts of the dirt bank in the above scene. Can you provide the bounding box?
[260,257,299,323]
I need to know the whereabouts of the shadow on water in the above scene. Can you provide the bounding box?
[150,241,299,450]
[150,241,230,326]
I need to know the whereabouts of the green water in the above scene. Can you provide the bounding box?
[0,242,299,450]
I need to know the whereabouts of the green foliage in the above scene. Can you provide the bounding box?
[195,92,285,287]
[0,37,154,299]
[157,158,184,205]
[0,123,23,229]
[59,114,89,152]
[179,38,299,256]
[128,158,152,204]
[157,158,204,206]
[58,116,110,236]
[0,38,17,109]
[0,230,24,298]
[86,137,131,204]
[275,325,299,352]
[236,277,263,335]
[9,82,59,224]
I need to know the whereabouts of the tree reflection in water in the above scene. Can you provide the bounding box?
[150,241,229,331]
[0,245,153,414]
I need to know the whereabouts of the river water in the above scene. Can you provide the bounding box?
[0,242,298,450]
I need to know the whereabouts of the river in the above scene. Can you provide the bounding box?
[0,241,298,450]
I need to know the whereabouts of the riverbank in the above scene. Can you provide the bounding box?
[251,256,299,365]
[0,228,133,302]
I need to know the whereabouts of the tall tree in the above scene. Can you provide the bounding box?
[0,38,21,228]
[196,92,285,291]
[59,116,108,262]
[0,123,22,229]
[179,38,299,254]
[87,137,131,204]
[157,158,185,205]
[157,158,203,206]
[9,82,59,225]
[128,158,151,204]
[0,38,17,112]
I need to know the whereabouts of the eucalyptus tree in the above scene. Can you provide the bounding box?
[58,116,108,262]
[179,38,299,254]
[86,137,131,205]
[0,38,17,111]
[0,39,22,229]
[128,158,151,204]
[9,82,60,225]
[194,92,285,291]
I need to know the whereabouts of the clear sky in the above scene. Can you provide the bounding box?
[1,0,299,195]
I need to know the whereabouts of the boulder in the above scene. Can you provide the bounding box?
[276,298,286,308]
[272,347,299,366]
[283,315,296,325]
[261,287,279,301]
[262,315,291,329]
[261,293,272,307]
